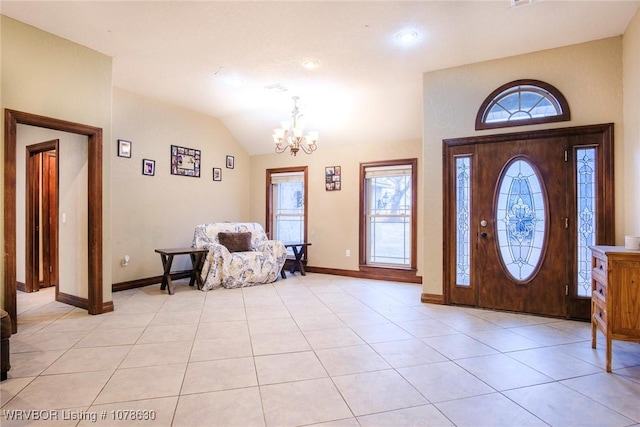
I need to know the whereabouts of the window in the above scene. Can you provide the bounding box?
[495,158,546,282]
[476,79,570,130]
[360,159,417,273]
[455,156,471,286]
[576,147,597,297]
[266,167,307,249]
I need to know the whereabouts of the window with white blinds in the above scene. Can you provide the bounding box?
[362,160,415,268]
[270,170,305,246]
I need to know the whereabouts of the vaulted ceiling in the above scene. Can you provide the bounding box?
[3,1,638,154]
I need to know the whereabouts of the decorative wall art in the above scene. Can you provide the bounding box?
[325,166,341,191]
[117,139,132,158]
[142,159,155,176]
[171,145,201,177]
[226,155,235,169]
[213,167,222,181]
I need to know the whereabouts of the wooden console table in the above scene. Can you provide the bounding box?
[155,247,208,295]
[281,242,311,278]
[590,245,640,372]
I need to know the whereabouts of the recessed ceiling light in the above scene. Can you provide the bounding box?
[302,60,320,70]
[396,31,418,44]
[225,77,243,87]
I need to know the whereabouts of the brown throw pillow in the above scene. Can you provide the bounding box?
[218,232,252,252]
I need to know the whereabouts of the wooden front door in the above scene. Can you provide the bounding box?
[475,137,568,316]
[444,124,615,319]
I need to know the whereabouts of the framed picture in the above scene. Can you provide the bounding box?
[142,159,155,176]
[325,165,341,191]
[117,139,132,158]
[170,145,201,177]
[226,155,235,169]
[213,167,222,181]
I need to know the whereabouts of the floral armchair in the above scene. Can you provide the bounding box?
[192,222,287,290]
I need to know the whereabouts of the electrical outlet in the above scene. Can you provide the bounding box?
[346,250,351,257]
[122,255,130,267]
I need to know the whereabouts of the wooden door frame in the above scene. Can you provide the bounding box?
[25,140,59,293]
[442,123,615,311]
[4,109,108,333]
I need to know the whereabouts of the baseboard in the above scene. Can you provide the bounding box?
[112,268,421,293]
[16,281,26,292]
[305,266,422,284]
[112,271,191,292]
[421,293,445,304]
[56,292,115,313]
[101,300,115,313]
[56,292,88,309]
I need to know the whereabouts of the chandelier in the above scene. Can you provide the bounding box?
[273,96,318,156]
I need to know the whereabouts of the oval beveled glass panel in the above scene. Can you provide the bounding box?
[495,159,546,281]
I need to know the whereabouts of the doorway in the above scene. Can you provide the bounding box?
[443,124,615,320]
[25,140,59,293]
[4,109,109,333]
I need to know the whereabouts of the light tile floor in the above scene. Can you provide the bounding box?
[2,273,640,426]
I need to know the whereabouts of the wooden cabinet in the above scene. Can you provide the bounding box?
[590,245,640,372]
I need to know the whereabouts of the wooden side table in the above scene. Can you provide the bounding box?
[589,245,640,372]
[281,243,311,278]
[155,247,208,294]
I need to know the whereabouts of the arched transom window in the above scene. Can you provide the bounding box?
[476,79,570,130]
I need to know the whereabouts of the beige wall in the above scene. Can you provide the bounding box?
[623,10,640,237]
[422,36,625,296]
[111,88,250,283]
[1,16,113,307]
[249,139,423,275]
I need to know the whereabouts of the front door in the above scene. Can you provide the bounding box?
[475,137,568,317]
[444,124,615,319]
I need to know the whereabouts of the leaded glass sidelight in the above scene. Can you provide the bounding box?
[496,159,546,281]
[576,148,596,297]
[455,157,471,286]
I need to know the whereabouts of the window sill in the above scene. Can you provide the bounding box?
[358,265,419,282]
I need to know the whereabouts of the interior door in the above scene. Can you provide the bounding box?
[26,140,59,293]
[475,137,568,317]
[444,124,615,320]
[42,150,58,288]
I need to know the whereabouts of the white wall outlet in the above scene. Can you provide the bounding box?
[346,249,351,257]
[122,255,130,267]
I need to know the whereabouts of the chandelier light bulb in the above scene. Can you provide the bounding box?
[273,97,319,156]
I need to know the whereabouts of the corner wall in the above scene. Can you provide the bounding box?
[111,88,251,283]
[623,10,640,237]
[1,16,113,307]
[249,139,423,276]
[422,36,624,297]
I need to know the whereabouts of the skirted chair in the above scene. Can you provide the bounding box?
[192,222,287,290]
[1,309,11,381]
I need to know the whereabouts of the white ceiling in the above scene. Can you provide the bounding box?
[2,1,638,155]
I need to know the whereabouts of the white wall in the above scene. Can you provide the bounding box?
[250,139,423,275]
[422,36,624,296]
[1,16,113,306]
[111,88,251,283]
[623,10,640,237]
